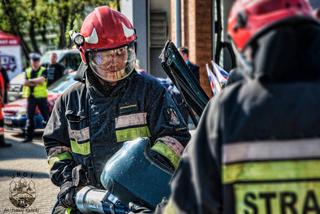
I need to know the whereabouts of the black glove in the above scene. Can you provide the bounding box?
[71,164,88,187]
[58,181,76,209]
[128,202,153,214]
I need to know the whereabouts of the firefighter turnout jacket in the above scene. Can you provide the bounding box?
[161,19,320,213]
[43,69,190,188]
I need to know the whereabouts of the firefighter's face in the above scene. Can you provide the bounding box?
[89,45,135,82]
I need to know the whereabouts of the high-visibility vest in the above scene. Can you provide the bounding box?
[22,66,48,98]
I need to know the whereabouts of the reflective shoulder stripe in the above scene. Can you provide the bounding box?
[70,139,91,156]
[223,139,320,164]
[25,67,46,79]
[223,159,320,184]
[38,66,46,77]
[26,67,32,79]
[163,198,178,214]
[116,126,151,142]
[151,142,180,169]
[48,152,72,168]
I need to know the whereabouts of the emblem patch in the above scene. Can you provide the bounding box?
[165,108,180,126]
[9,176,36,208]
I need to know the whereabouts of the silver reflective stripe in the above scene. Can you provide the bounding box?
[68,127,90,142]
[115,113,147,129]
[223,139,320,164]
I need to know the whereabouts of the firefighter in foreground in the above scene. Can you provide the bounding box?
[159,0,320,213]
[43,6,190,214]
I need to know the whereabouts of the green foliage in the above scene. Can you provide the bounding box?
[0,0,118,53]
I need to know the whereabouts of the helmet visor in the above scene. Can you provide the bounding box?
[89,45,135,82]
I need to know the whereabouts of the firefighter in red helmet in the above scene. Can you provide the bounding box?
[156,0,320,213]
[43,6,190,214]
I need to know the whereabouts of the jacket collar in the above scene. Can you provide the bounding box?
[249,18,320,83]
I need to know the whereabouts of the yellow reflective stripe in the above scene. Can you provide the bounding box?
[48,152,72,168]
[234,182,320,213]
[151,142,180,169]
[116,126,151,142]
[65,207,72,214]
[70,139,91,156]
[223,160,320,184]
[163,198,178,214]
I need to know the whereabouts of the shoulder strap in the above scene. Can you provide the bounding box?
[25,67,32,79]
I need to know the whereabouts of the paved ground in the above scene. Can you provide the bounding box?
[0,131,58,214]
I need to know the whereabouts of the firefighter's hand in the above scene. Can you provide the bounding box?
[128,202,153,213]
[58,181,76,209]
[24,80,30,86]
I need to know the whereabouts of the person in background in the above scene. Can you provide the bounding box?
[178,47,200,82]
[0,66,10,104]
[0,69,11,148]
[47,52,65,86]
[22,53,50,143]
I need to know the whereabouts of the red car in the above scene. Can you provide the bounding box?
[3,72,77,133]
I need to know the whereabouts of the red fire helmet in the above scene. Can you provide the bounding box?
[76,6,137,64]
[228,0,314,52]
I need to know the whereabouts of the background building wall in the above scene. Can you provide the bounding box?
[171,0,213,97]
[121,0,170,77]
[149,0,170,77]
[121,0,148,73]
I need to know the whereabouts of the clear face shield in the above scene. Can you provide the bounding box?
[88,44,136,82]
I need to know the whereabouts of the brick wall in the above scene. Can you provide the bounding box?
[181,0,189,47]
[170,0,213,97]
[170,0,176,45]
[194,0,213,97]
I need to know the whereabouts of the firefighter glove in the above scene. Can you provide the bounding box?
[58,181,76,209]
